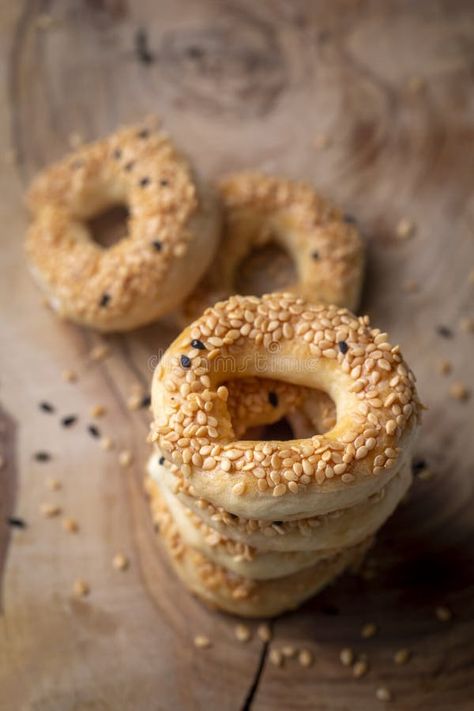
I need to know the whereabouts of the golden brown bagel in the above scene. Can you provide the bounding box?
[26,118,220,331]
[183,172,364,322]
[151,293,421,521]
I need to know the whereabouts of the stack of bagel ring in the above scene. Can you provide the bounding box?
[147,293,421,617]
[25,120,421,617]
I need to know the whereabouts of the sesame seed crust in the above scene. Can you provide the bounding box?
[25,118,220,332]
[182,172,365,322]
[151,293,421,520]
[147,480,373,618]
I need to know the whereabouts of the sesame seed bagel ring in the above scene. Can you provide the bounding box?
[26,119,220,332]
[148,453,412,554]
[151,293,421,521]
[148,482,372,618]
[182,172,364,323]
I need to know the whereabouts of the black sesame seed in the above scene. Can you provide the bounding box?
[338,340,349,354]
[135,28,154,65]
[159,456,165,465]
[34,451,51,462]
[160,179,169,187]
[191,339,206,350]
[268,391,279,407]
[99,293,111,308]
[39,401,55,413]
[61,415,77,428]
[436,325,453,338]
[180,355,191,369]
[124,161,134,172]
[139,177,150,187]
[113,148,122,160]
[312,250,320,260]
[137,129,149,139]
[412,458,427,474]
[88,424,100,438]
[140,395,151,409]
[344,213,357,224]
[152,240,162,252]
[7,516,27,529]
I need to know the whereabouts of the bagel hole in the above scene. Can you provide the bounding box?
[88,204,130,248]
[235,241,297,296]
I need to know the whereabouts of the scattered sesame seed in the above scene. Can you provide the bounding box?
[152,240,162,251]
[352,660,369,678]
[141,395,151,408]
[194,635,211,649]
[281,645,296,658]
[375,687,392,702]
[436,325,453,338]
[396,218,416,240]
[61,415,78,428]
[139,177,150,187]
[313,133,331,150]
[127,393,143,410]
[435,605,452,622]
[257,623,272,642]
[72,579,90,598]
[119,450,133,468]
[90,404,106,418]
[34,451,51,462]
[235,624,251,642]
[68,132,83,149]
[393,648,411,665]
[112,553,130,571]
[46,477,61,491]
[137,128,150,139]
[361,622,377,639]
[459,317,474,333]
[339,648,354,667]
[99,293,111,308]
[40,503,62,518]
[160,179,169,187]
[269,648,283,667]
[191,339,206,350]
[63,517,79,533]
[449,382,470,401]
[88,424,100,438]
[159,456,165,465]
[62,369,78,383]
[7,516,26,528]
[311,250,320,260]
[89,344,110,361]
[180,355,191,368]
[39,401,55,413]
[100,436,114,451]
[298,649,314,667]
[437,359,452,376]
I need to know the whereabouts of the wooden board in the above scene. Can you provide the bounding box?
[1,0,474,708]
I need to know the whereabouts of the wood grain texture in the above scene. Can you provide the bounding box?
[1,0,473,709]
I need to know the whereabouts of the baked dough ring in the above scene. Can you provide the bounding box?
[26,119,220,332]
[151,293,421,521]
[148,452,412,554]
[183,172,364,322]
[148,480,372,618]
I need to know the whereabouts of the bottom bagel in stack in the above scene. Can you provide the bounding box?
[147,294,421,617]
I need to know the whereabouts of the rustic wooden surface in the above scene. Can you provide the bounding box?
[1,1,474,709]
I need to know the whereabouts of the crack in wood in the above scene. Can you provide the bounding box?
[240,636,271,711]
